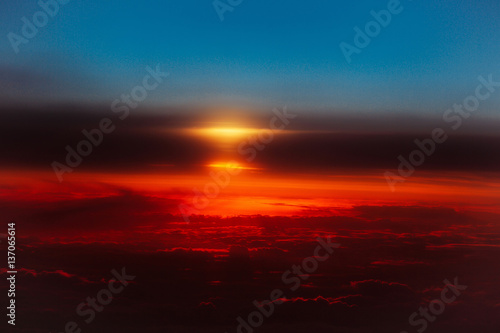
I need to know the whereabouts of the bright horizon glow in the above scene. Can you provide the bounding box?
[3,169,499,216]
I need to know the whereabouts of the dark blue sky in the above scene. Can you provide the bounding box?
[1,0,499,114]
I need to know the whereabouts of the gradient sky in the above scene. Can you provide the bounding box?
[2,3,500,333]
[1,0,500,112]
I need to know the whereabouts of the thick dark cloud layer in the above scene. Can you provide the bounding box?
[1,105,500,173]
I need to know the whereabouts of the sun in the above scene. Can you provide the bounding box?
[195,127,258,139]
[182,125,259,153]
[207,161,261,171]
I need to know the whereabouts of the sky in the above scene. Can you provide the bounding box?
[1,0,500,112]
[2,2,500,333]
